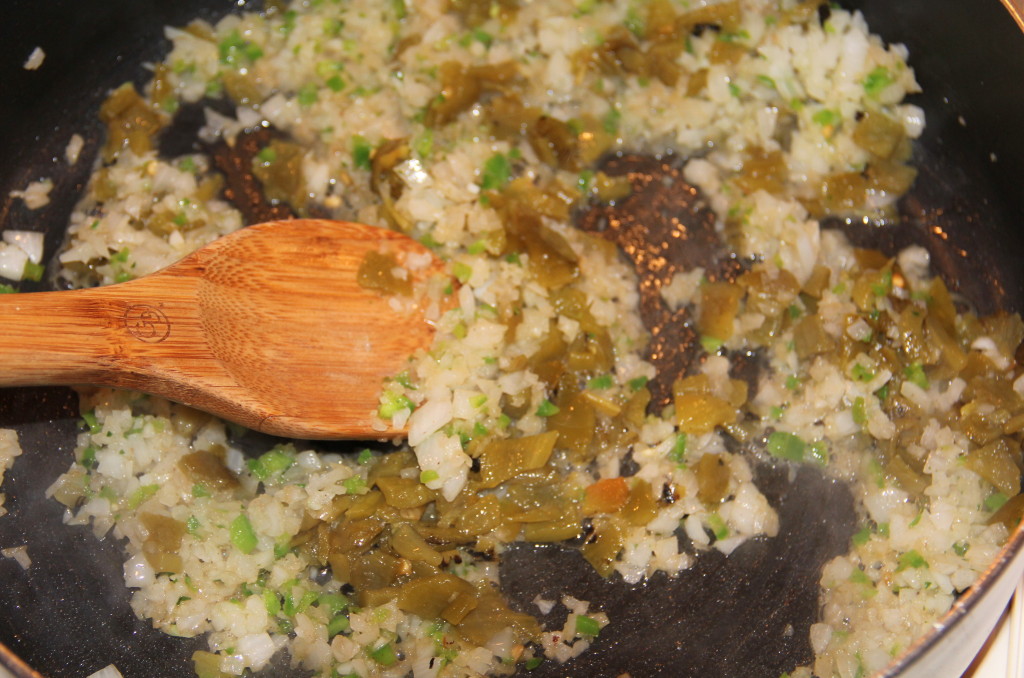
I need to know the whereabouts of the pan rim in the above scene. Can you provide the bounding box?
[2,1,1024,677]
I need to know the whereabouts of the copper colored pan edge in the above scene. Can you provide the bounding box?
[1004,0,1024,30]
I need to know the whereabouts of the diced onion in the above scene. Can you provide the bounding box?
[0,545,31,570]
[0,243,28,281]
[65,134,85,165]
[86,665,124,678]
[236,633,277,670]
[3,229,44,264]
[23,47,45,71]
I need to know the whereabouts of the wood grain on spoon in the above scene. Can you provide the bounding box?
[0,219,447,439]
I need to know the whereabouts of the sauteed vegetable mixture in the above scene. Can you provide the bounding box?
[7,1,1023,677]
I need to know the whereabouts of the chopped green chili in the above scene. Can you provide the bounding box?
[812,108,842,128]
[707,513,729,540]
[352,135,373,170]
[628,376,649,391]
[248,445,296,482]
[370,642,398,666]
[575,614,601,637]
[852,396,867,425]
[896,549,928,572]
[863,66,895,97]
[536,399,560,417]
[903,363,929,390]
[480,152,512,191]
[82,410,102,434]
[230,513,258,554]
[766,431,805,462]
[343,475,367,494]
[378,391,415,418]
[985,492,1009,512]
[452,261,473,283]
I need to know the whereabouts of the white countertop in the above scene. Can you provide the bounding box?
[964,598,1013,678]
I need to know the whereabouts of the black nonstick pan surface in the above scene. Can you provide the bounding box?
[1,1,1023,677]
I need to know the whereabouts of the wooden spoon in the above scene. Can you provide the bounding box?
[0,219,447,439]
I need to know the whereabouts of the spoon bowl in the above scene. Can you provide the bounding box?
[0,219,446,439]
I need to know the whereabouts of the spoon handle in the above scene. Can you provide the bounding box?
[0,287,121,386]
[0,279,201,391]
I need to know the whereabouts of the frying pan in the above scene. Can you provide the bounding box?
[1,1,1024,676]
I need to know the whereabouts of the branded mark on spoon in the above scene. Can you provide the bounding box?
[124,304,171,343]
